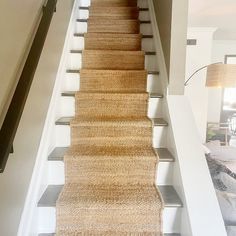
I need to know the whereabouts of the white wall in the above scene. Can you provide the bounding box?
[0,1,74,235]
[207,40,236,123]
[168,0,188,95]
[0,0,45,127]
[185,27,216,142]
[151,0,188,96]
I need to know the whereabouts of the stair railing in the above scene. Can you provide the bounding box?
[0,0,57,172]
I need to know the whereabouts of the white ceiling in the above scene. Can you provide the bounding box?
[188,0,236,40]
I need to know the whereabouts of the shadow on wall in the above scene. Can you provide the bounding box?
[153,0,172,77]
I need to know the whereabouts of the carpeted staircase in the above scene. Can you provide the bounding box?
[56,0,164,234]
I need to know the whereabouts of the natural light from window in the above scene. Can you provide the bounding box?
[223,56,236,111]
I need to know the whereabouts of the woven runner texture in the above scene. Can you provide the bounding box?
[56,0,163,235]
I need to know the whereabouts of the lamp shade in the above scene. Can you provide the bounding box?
[206,64,236,88]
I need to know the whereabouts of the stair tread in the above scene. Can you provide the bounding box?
[88,7,140,20]
[74,33,153,38]
[38,185,183,208]
[89,0,138,7]
[156,148,175,162]
[61,91,163,98]
[82,50,145,70]
[153,118,168,126]
[77,19,151,24]
[79,6,149,11]
[165,235,181,236]
[66,69,159,75]
[48,147,174,162]
[70,49,156,55]
[70,116,152,125]
[55,117,168,127]
[39,234,180,236]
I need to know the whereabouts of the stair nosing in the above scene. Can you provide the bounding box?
[66,69,159,75]
[37,185,183,208]
[55,117,168,127]
[78,7,149,11]
[70,49,156,56]
[74,33,153,39]
[48,147,174,163]
[61,91,163,99]
[76,19,151,24]
[39,233,180,236]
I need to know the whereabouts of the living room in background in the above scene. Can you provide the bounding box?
[222,55,236,120]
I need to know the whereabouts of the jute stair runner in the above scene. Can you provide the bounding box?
[79,69,147,92]
[84,33,142,51]
[89,7,140,19]
[87,19,140,34]
[56,0,163,235]
[82,50,145,70]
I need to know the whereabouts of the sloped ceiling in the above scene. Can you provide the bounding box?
[188,0,236,40]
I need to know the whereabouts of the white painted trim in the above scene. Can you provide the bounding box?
[188,27,218,34]
[147,0,169,96]
[167,95,227,236]
[17,1,80,235]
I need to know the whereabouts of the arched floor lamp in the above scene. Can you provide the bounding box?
[185,62,236,88]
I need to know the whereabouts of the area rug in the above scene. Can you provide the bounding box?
[56,0,163,234]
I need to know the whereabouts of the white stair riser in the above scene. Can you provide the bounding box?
[75,22,153,36]
[58,96,163,118]
[62,73,162,94]
[157,162,174,186]
[67,53,158,71]
[55,125,167,148]
[139,11,151,21]
[63,73,80,91]
[71,36,155,52]
[37,207,181,234]
[48,161,173,186]
[77,9,89,19]
[163,208,182,234]
[79,0,149,8]
[77,10,150,21]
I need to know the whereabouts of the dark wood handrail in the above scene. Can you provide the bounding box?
[0,0,57,172]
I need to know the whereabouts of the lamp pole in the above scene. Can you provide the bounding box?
[184,62,223,86]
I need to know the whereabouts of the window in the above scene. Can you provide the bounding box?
[223,56,236,111]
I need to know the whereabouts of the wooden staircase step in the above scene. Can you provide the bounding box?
[82,50,145,70]
[87,19,140,34]
[84,33,142,51]
[76,17,151,23]
[89,7,139,20]
[38,185,183,208]
[39,234,180,236]
[55,117,168,127]
[66,69,159,75]
[153,118,168,126]
[48,147,174,162]
[74,33,153,38]
[61,91,163,98]
[70,49,156,55]
[90,0,137,7]
[79,6,149,11]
